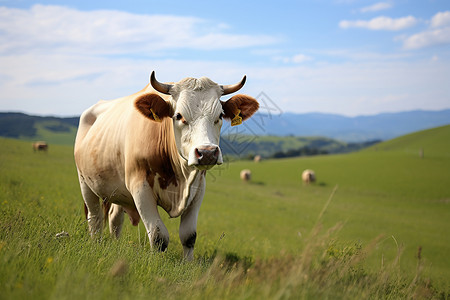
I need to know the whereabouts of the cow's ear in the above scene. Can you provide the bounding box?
[221,94,259,125]
[135,93,173,122]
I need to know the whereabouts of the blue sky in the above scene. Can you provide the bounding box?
[0,0,449,116]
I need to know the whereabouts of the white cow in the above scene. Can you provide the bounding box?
[302,169,316,184]
[74,72,259,260]
[240,169,252,182]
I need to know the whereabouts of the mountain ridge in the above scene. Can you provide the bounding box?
[236,108,450,141]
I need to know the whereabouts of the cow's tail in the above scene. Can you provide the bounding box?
[83,201,111,228]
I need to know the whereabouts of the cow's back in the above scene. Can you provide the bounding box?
[75,85,157,152]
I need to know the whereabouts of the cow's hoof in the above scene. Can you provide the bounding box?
[153,235,169,252]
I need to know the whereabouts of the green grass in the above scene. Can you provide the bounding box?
[1,125,449,299]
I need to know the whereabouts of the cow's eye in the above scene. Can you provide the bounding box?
[214,114,223,125]
[175,113,188,125]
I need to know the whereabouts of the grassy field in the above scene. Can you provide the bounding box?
[1,125,449,299]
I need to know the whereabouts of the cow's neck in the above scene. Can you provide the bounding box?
[157,144,206,218]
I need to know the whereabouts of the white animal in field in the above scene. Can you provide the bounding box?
[74,71,259,260]
[302,169,316,184]
[240,169,252,182]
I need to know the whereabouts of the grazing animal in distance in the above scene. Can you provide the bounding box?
[240,169,252,182]
[254,155,262,163]
[302,169,316,184]
[74,71,259,260]
[33,141,48,152]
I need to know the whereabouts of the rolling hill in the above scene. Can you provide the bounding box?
[367,124,450,157]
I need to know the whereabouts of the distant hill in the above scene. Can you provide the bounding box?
[0,112,79,145]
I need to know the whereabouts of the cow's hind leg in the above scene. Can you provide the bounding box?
[109,204,124,238]
[80,181,103,235]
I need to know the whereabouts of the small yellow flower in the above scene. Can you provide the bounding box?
[45,257,54,267]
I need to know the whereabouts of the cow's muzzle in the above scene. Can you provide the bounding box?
[196,146,219,165]
[188,145,222,168]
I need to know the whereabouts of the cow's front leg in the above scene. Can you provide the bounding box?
[130,181,169,251]
[179,186,205,261]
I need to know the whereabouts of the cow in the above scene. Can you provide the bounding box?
[74,71,259,260]
[240,169,252,182]
[302,169,316,184]
[33,141,48,152]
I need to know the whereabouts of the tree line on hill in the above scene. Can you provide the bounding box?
[220,133,381,160]
[0,112,78,138]
[270,140,380,159]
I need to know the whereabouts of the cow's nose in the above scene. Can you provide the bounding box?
[195,146,220,165]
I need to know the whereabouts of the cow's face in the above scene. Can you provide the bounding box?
[135,72,259,170]
[170,83,224,169]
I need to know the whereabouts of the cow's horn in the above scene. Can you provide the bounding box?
[221,75,246,95]
[150,71,173,95]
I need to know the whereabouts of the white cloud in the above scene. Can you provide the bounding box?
[0,4,277,116]
[292,54,312,63]
[403,26,450,49]
[274,53,312,64]
[360,2,392,13]
[0,4,276,56]
[340,16,418,31]
[431,11,450,28]
[401,11,450,50]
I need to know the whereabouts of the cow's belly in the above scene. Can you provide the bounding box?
[79,168,134,207]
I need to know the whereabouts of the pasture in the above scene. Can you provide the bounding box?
[1,125,449,299]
